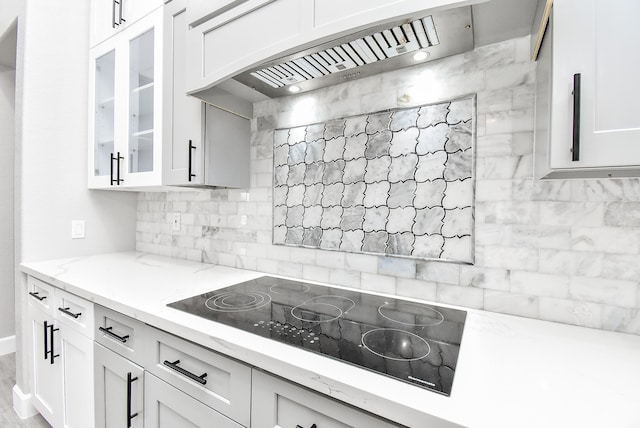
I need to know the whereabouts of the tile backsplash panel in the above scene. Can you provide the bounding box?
[137,35,640,336]
[272,98,475,263]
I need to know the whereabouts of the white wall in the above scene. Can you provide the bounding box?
[13,0,137,395]
[0,66,15,340]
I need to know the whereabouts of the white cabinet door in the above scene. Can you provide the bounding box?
[535,0,640,178]
[94,343,144,428]
[28,305,61,427]
[162,0,205,186]
[144,373,243,428]
[251,370,399,428]
[60,327,94,428]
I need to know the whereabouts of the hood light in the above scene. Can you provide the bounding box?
[412,51,430,61]
[288,85,301,93]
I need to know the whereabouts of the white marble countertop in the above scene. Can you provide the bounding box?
[20,252,640,428]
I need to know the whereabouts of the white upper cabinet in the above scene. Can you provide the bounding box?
[89,8,164,188]
[89,0,251,189]
[534,0,640,179]
[90,0,163,48]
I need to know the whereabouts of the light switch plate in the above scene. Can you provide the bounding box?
[71,220,85,239]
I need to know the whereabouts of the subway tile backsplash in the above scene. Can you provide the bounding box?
[137,36,640,335]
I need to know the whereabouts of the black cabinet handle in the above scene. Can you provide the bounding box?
[116,151,124,185]
[572,73,581,162]
[163,360,207,385]
[49,323,59,365]
[43,320,50,360]
[110,152,116,185]
[112,0,117,27]
[29,291,46,301]
[296,425,317,428]
[99,326,129,343]
[126,372,138,428]
[188,140,196,182]
[58,307,82,319]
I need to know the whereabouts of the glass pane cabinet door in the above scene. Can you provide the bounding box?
[128,29,154,174]
[94,50,116,178]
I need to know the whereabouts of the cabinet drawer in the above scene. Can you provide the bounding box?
[27,277,55,317]
[94,305,147,365]
[144,326,251,427]
[54,288,95,339]
[145,372,243,428]
[251,370,399,428]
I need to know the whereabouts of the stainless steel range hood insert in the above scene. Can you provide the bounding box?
[233,6,473,98]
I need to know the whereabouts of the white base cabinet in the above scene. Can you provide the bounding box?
[26,277,94,428]
[94,343,144,428]
[145,373,242,428]
[534,0,640,179]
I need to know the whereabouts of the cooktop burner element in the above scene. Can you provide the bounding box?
[168,276,466,396]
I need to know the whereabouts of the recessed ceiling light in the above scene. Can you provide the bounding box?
[412,51,430,61]
[288,85,301,93]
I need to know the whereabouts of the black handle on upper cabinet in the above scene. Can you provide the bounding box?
[49,323,59,365]
[99,326,129,343]
[110,152,116,185]
[112,0,117,27]
[43,321,50,360]
[126,372,138,428]
[296,425,317,428]
[118,0,126,24]
[116,151,124,185]
[163,360,208,385]
[188,140,196,182]
[572,73,581,162]
[58,307,82,319]
[29,291,46,301]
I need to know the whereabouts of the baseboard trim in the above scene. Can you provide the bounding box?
[0,335,16,356]
[12,384,39,419]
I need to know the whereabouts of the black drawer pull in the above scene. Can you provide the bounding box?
[29,291,46,301]
[296,425,317,428]
[163,360,208,385]
[99,326,129,343]
[58,307,82,319]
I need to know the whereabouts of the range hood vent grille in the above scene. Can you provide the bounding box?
[250,16,441,89]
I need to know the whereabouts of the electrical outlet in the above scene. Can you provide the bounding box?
[171,213,181,231]
[71,220,85,239]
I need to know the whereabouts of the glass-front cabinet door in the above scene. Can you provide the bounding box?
[94,51,116,180]
[88,8,163,189]
[128,28,155,175]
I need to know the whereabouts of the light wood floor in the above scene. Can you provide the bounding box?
[0,353,51,427]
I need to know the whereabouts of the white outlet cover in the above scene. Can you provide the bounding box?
[71,220,85,239]
[171,213,181,231]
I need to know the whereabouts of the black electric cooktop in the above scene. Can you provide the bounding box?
[168,276,466,396]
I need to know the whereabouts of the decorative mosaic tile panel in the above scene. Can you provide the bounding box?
[273,97,475,263]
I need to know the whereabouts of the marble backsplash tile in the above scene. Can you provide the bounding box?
[136,35,640,335]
